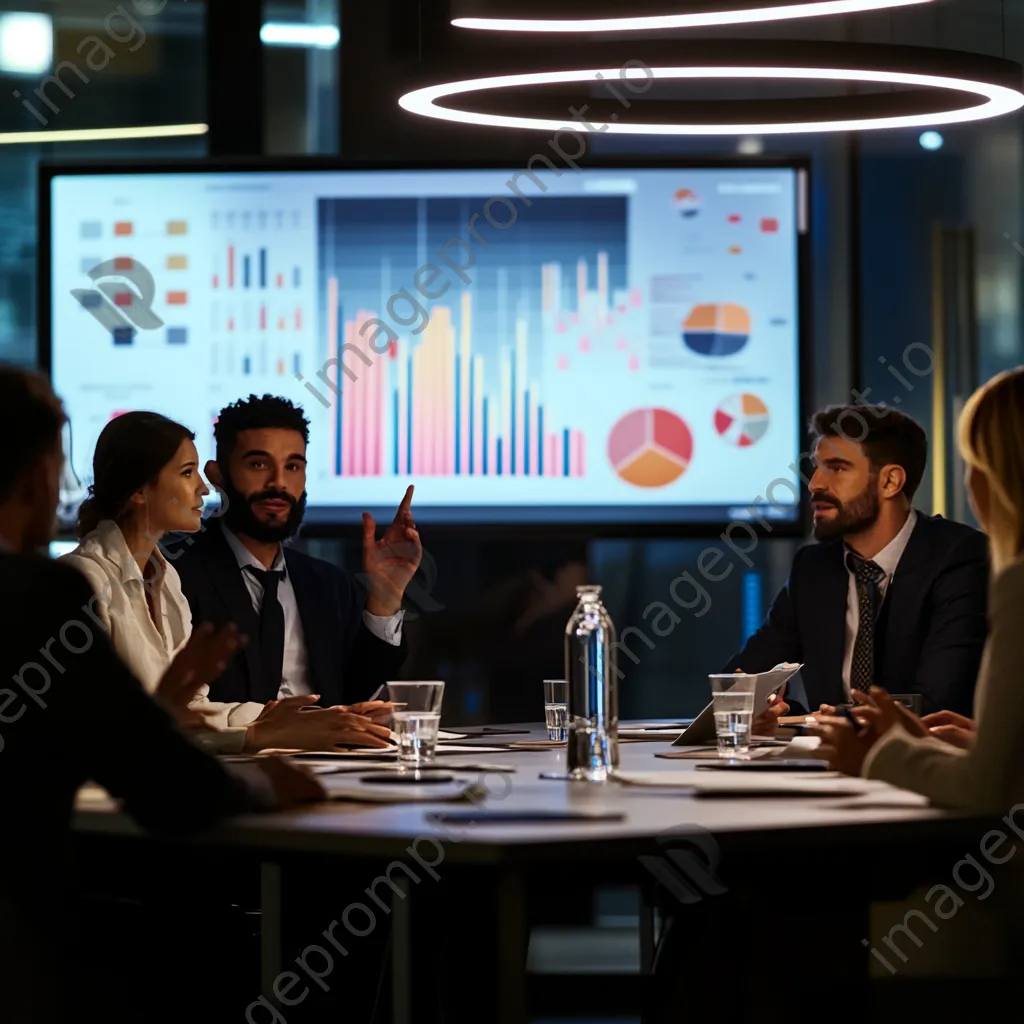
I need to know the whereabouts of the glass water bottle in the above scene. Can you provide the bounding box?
[564,584,619,781]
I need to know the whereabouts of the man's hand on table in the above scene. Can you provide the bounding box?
[244,695,393,752]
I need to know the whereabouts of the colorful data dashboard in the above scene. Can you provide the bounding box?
[45,163,806,526]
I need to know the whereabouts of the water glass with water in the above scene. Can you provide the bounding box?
[709,674,757,758]
[393,712,441,764]
[543,679,568,741]
[385,681,445,766]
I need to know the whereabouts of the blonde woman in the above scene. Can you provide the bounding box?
[62,411,391,754]
[814,367,1024,812]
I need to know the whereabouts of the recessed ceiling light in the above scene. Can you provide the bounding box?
[260,22,340,48]
[0,12,53,75]
[452,0,936,33]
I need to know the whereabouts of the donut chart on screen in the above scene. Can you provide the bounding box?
[714,393,769,447]
[682,303,751,357]
[608,408,693,488]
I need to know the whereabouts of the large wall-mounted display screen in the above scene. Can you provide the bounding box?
[44,160,808,527]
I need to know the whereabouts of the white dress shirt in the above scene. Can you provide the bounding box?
[841,509,917,699]
[60,519,252,752]
[220,525,403,700]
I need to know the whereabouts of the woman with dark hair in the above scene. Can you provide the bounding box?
[60,412,241,733]
[62,410,391,754]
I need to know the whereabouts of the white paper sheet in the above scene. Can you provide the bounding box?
[614,770,880,797]
[709,662,803,709]
[756,735,823,760]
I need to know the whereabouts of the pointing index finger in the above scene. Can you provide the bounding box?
[394,484,414,521]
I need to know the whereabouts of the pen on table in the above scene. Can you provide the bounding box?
[837,705,863,730]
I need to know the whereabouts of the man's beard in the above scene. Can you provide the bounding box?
[215,471,307,543]
[812,482,880,542]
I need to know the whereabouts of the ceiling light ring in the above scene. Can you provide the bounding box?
[451,0,937,33]
[397,42,1024,136]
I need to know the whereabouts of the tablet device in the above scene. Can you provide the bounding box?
[672,664,803,747]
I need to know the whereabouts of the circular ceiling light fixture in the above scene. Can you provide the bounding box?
[451,0,937,33]
[398,42,1024,136]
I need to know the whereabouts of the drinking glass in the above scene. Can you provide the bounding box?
[385,682,445,766]
[392,713,441,764]
[708,674,757,758]
[543,679,568,741]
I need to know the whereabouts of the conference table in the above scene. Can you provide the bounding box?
[73,723,998,1024]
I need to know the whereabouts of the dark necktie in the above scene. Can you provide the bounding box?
[245,565,285,702]
[846,552,886,699]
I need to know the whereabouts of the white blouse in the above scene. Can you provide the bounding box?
[61,520,263,753]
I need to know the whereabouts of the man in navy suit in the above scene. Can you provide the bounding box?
[646,404,990,1024]
[730,403,988,730]
[170,394,418,718]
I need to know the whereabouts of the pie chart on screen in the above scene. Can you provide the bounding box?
[682,303,751,357]
[714,394,769,447]
[608,408,693,488]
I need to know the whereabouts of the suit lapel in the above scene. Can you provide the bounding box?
[199,522,265,701]
[285,549,340,707]
[877,514,930,682]
[815,542,850,708]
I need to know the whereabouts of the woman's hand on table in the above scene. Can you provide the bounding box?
[244,695,393,752]
[809,687,915,774]
[848,688,930,738]
[335,700,396,723]
[922,710,976,750]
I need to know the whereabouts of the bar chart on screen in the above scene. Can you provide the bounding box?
[315,194,639,482]
[207,209,313,379]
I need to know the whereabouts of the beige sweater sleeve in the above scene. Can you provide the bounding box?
[864,556,1024,813]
